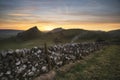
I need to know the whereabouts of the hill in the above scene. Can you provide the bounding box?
[46,29,120,42]
[16,26,41,40]
[2,26,119,42]
[0,29,23,38]
[108,29,120,39]
[49,27,64,33]
[0,26,120,50]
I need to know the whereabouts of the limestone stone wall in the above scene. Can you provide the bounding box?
[0,42,104,80]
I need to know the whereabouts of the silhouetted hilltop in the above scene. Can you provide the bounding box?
[0,26,120,43]
[50,27,64,33]
[17,26,41,40]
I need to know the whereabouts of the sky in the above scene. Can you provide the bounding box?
[0,0,120,31]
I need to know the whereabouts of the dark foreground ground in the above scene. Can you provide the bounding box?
[55,45,120,80]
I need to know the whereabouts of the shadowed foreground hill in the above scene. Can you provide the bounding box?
[55,45,120,80]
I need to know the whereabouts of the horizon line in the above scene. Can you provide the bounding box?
[0,27,120,32]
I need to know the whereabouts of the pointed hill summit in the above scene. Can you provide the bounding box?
[17,26,41,40]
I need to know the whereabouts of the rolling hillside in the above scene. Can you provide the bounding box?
[0,26,120,50]
[0,29,23,38]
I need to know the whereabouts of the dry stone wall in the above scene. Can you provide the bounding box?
[0,42,105,80]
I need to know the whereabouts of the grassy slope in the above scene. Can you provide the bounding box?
[0,28,119,50]
[55,45,120,80]
[0,38,53,50]
[0,29,86,50]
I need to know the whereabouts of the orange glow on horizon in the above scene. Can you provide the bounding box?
[0,0,120,32]
[0,22,120,31]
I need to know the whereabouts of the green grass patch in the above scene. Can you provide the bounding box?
[55,45,120,80]
[0,38,54,50]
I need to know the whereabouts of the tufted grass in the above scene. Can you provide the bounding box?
[55,45,120,80]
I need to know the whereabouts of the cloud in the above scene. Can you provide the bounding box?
[8,13,32,17]
[0,0,120,30]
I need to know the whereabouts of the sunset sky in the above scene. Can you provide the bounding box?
[0,0,120,31]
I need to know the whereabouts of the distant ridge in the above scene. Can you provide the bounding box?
[49,27,64,33]
[17,26,41,40]
[0,29,23,38]
[1,26,119,42]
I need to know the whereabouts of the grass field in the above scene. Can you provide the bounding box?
[0,38,54,50]
[0,37,93,50]
[55,45,120,80]
[0,28,119,50]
